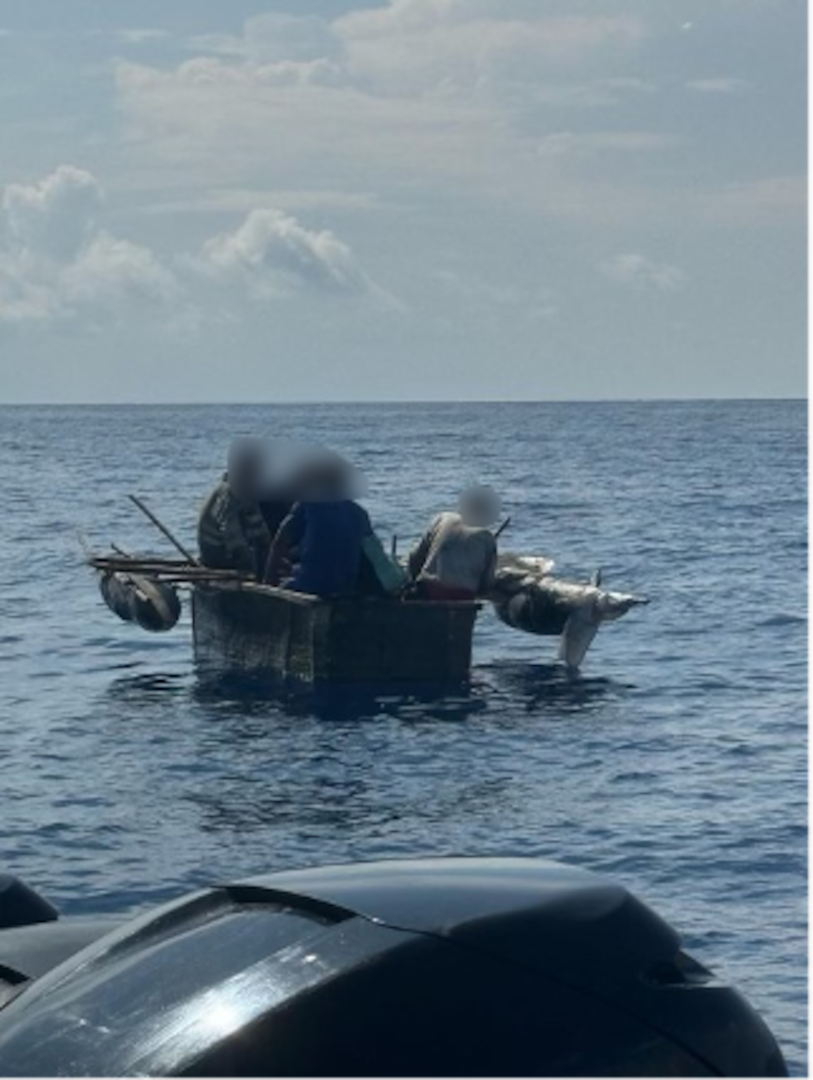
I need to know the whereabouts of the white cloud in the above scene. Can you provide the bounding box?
[598,252,686,292]
[112,2,667,221]
[189,13,343,64]
[0,253,57,325]
[139,188,382,217]
[109,1,806,240]
[0,165,179,326]
[185,2,645,96]
[3,165,103,261]
[0,0,804,402]
[123,55,344,91]
[61,231,179,307]
[696,174,807,223]
[0,166,382,329]
[114,29,170,46]
[333,1,646,97]
[537,130,680,159]
[685,77,751,94]
[199,208,372,297]
[114,56,499,198]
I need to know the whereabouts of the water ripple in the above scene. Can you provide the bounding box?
[0,401,805,1072]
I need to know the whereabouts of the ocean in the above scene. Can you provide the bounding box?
[0,399,807,1071]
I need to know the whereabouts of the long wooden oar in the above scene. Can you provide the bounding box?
[128,494,200,565]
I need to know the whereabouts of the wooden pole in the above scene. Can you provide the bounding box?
[87,555,241,579]
[128,494,200,565]
[494,516,511,539]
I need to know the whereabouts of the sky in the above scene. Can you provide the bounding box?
[0,0,806,403]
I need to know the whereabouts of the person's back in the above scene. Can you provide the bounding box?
[264,453,372,598]
[198,477,271,576]
[197,476,239,570]
[411,512,496,599]
[408,485,501,601]
[197,440,273,576]
[286,499,372,597]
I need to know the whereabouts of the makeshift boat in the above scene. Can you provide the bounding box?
[192,581,479,684]
[84,495,648,683]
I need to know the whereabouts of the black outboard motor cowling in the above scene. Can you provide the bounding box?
[0,875,58,931]
[0,858,787,1076]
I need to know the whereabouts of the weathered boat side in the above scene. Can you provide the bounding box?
[192,583,479,683]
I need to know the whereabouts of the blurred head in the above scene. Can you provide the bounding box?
[291,448,366,502]
[458,485,501,527]
[227,438,268,501]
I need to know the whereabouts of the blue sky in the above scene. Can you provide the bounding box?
[0,0,806,402]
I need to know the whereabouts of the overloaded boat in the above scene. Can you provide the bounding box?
[0,857,787,1076]
[85,495,647,685]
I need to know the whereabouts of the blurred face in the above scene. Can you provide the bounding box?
[459,486,501,527]
[296,460,345,501]
[287,448,365,502]
[227,440,266,501]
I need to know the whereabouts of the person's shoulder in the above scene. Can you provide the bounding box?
[434,511,460,529]
[346,500,372,528]
[472,525,497,548]
[207,478,231,507]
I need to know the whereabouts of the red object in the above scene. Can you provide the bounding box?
[416,580,477,602]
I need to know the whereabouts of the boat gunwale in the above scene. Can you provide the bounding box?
[193,580,483,611]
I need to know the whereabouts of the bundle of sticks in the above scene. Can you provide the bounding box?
[83,493,252,585]
[86,553,249,585]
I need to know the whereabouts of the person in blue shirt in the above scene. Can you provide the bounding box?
[264,454,372,597]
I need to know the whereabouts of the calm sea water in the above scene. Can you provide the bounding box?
[0,400,806,1070]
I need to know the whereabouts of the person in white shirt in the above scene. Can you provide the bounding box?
[408,485,501,601]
